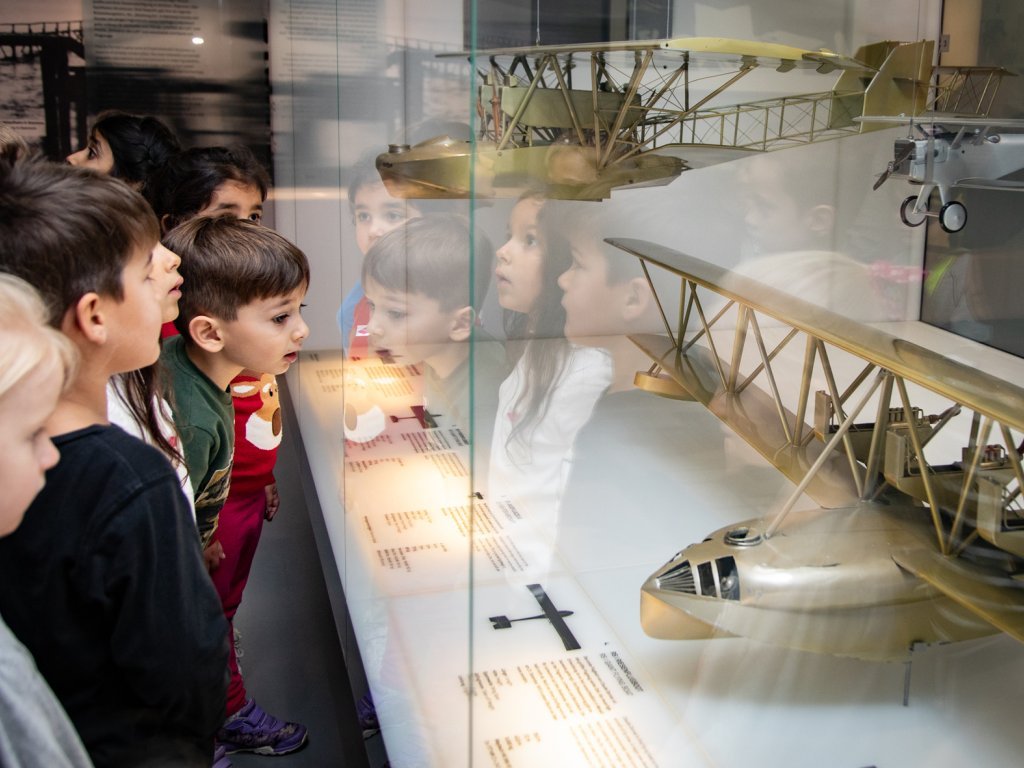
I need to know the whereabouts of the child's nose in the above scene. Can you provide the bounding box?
[294,316,310,341]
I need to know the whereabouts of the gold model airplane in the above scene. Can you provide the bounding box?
[608,237,1024,662]
[377,37,1006,200]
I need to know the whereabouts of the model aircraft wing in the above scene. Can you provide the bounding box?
[441,36,874,73]
[955,177,1024,192]
[609,237,1024,433]
[630,331,861,508]
[857,113,1024,130]
[892,547,1024,643]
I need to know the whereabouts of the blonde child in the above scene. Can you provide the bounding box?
[0,274,92,768]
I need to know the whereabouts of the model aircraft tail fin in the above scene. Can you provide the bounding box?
[832,40,934,131]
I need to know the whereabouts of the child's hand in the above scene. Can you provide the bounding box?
[265,483,280,521]
[204,540,225,572]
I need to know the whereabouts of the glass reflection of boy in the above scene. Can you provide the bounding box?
[363,214,508,475]
[554,201,728,562]
[339,165,422,356]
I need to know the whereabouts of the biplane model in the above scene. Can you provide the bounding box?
[377,37,1006,200]
[607,237,1024,663]
[865,113,1024,233]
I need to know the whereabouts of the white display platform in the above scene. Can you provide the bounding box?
[287,341,1024,768]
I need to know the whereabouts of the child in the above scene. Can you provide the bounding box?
[0,273,93,768]
[338,161,423,356]
[106,242,193,512]
[161,215,310,757]
[0,159,228,767]
[66,110,180,190]
[151,147,306,755]
[363,214,508,474]
[489,191,612,528]
[69,122,194,511]
[145,145,269,233]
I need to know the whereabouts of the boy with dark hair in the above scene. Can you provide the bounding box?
[363,213,508,474]
[160,215,310,759]
[0,159,229,767]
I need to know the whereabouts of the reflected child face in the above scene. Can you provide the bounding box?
[557,236,628,340]
[364,277,460,365]
[495,197,545,315]
[353,183,421,255]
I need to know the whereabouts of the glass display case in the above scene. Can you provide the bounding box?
[265,0,1024,765]
[268,2,1024,766]
[9,1,1024,765]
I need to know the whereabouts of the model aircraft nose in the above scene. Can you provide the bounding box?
[640,581,721,639]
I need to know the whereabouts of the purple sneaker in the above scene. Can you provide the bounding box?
[212,742,232,768]
[217,698,308,756]
[357,692,379,738]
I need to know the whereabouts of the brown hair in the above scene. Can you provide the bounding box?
[362,213,493,312]
[0,158,159,327]
[164,216,310,338]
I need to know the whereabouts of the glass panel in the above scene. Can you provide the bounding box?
[11,1,1024,765]
[270,1,1024,765]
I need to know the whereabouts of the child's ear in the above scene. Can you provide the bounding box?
[63,292,107,345]
[188,315,225,353]
[621,277,652,323]
[448,306,474,342]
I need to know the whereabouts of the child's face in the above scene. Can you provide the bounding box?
[104,243,164,373]
[153,243,183,323]
[220,286,309,375]
[0,356,62,536]
[364,277,459,365]
[557,237,623,339]
[495,197,545,314]
[197,180,264,224]
[66,130,115,175]
[353,183,420,255]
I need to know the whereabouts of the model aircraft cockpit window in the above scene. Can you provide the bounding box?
[656,557,741,602]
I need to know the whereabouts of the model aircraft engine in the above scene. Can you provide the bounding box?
[640,504,1007,661]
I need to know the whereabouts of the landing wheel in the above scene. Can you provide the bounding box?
[939,201,967,233]
[900,195,927,227]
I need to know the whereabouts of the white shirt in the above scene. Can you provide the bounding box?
[488,342,612,536]
[106,378,196,519]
